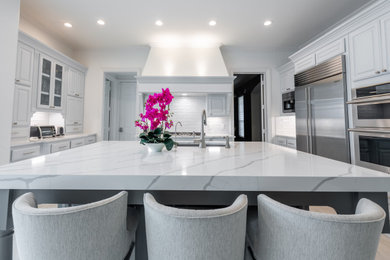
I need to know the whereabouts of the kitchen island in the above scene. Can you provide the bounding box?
[0,141,389,259]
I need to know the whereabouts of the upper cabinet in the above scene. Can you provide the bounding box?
[37,54,64,110]
[15,42,35,86]
[207,94,229,117]
[68,68,84,98]
[349,21,382,81]
[315,38,345,65]
[12,85,31,127]
[294,54,316,74]
[380,12,390,75]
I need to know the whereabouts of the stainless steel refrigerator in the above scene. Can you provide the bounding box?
[295,55,350,163]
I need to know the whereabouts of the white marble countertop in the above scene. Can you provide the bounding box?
[11,133,97,147]
[0,141,389,192]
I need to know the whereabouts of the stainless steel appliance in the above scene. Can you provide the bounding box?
[39,126,57,138]
[348,128,390,173]
[295,55,350,163]
[347,82,390,173]
[282,91,295,113]
[347,82,390,128]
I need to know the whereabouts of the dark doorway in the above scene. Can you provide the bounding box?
[234,74,264,141]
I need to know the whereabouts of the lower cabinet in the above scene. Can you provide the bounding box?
[274,136,297,149]
[71,138,85,148]
[84,135,96,145]
[11,145,40,162]
[11,134,97,162]
[51,141,70,153]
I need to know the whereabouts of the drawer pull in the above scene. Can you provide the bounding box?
[383,69,388,73]
[75,93,79,97]
[23,151,36,156]
[74,122,78,125]
[59,146,68,149]
[13,122,17,126]
[50,106,55,108]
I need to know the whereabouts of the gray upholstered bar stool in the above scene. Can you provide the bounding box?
[144,193,248,260]
[12,191,137,260]
[246,194,386,260]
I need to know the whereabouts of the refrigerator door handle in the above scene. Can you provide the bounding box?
[306,88,312,154]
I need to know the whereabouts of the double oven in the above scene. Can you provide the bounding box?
[348,82,390,173]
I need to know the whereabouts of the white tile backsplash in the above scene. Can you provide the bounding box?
[169,95,231,135]
[275,115,296,137]
[30,112,64,128]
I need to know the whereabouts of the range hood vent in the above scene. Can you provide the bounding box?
[141,47,229,77]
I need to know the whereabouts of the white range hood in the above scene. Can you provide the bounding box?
[137,46,235,93]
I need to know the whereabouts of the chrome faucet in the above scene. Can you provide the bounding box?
[200,110,207,148]
[174,121,182,148]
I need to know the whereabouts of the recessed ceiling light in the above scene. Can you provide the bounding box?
[209,20,217,26]
[155,20,163,26]
[97,19,105,26]
[64,22,72,28]
[182,93,188,96]
[264,20,272,26]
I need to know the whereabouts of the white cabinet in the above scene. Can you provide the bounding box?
[71,138,85,148]
[37,54,65,110]
[12,85,31,127]
[280,68,294,93]
[51,141,70,153]
[294,54,316,73]
[286,138,297,149]
[11,145,40,162]
[207,94,229,117]
[349,21,382,81]
[15,42,35,86]
[68,68,84,97]
[315,38,345,64]
[274,136,296,149]
[380,12,390,75]
[66,96,83,127]
[84,135,96,145]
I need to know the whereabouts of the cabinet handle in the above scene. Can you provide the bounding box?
[15,79,20,82]
[13,122,17,126]
[23,151,35,156]
[375,71,381,74]
[50,106,55,108]
[382,69,388,73]
[75,93,79,97]
[74,122,78,125]
[59,146,67,149]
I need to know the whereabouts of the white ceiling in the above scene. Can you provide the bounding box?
[20,0,372,52]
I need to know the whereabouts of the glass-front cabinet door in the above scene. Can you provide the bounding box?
[38,54,64,109]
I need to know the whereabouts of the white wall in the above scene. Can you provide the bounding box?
[0,0,20,165]
[75,47,149,140]
[18,16,77,61]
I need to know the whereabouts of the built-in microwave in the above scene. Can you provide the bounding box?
[348,82,390,128]
[282,91,295,113]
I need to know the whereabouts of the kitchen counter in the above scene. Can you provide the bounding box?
[0,141,389,192]
[1,141,389,257]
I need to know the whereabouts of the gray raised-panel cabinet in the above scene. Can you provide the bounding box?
[66,96,83,133]
[349,21,382,81]
[68,68,84,98]
[15,42,35,86]
[37,54,64,110]
[12,85,31,127]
